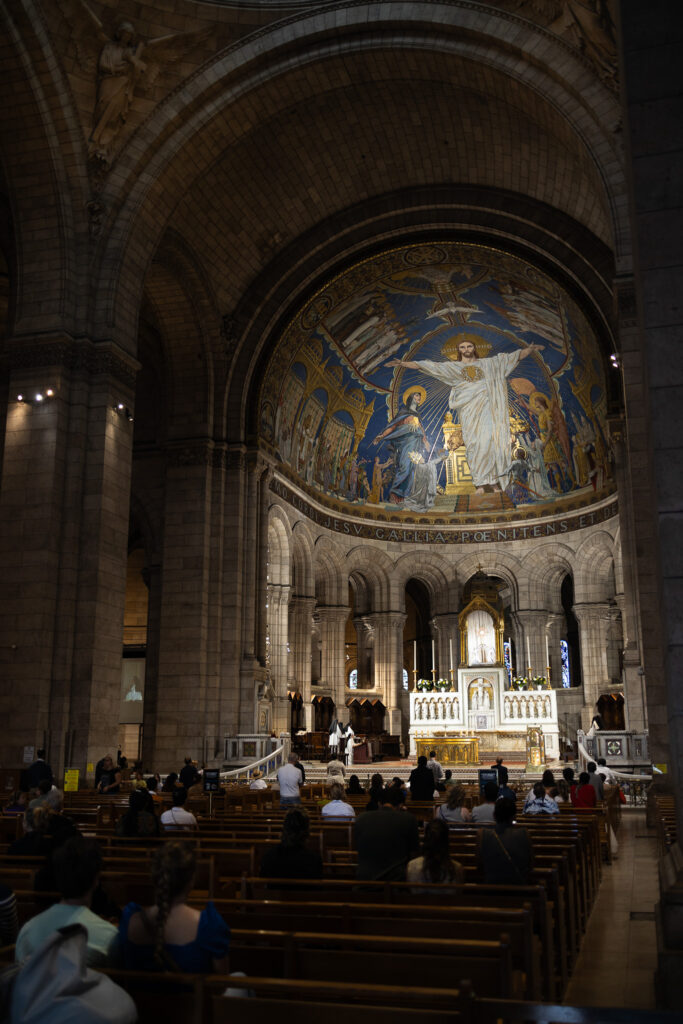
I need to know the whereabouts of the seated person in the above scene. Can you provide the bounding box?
[523,781,559,815]
[259,809,323,881]
[160,787,198,831]
[15,836,119,966]
[249,769,268,790]
[346,774,365,796]
[9,806,53,857]
[119,842,230,972]
[117,788,160,837]
[326,758,346,785]
[161,771,180,793]
[354,786,420,881]
[572,771,597,808]
[321,782,356,819]
[478,797,533,884]
[472,780,499,823]
[3,790,27,815]
[551,778,571,804]
[28,779,53,809]
[407,819,464,890]
[437,783,472,824]
[365,773,387,811]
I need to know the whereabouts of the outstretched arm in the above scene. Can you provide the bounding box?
[385,358,420,369]
[519,343,544,360]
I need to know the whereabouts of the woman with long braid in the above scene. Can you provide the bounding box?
[118,842,230,971]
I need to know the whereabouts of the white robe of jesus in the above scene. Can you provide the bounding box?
[415,351,523,487]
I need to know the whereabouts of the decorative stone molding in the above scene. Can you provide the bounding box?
[4,335,140,387]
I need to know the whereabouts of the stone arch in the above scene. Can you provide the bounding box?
[574,530,618,604]
[91,3,625,354]
[457,550,522,612]
[345,546,394,609]
[267,503,292,588]
[392,550,456,614]
[520,543,579,613]
[291,520,315,598]
[313,535,347,606]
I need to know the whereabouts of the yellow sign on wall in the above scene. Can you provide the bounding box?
[64,769,80,792]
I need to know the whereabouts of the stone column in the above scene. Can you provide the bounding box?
[140,563,161,770]
[513,610,548,678]
[354,615,374,689]
[236,454,267,733]
[432,613,459,684]
[0,338,137,778]
[289,595,315,729]
[369,611,406,735]
[573,601,610,725]
[545,612,565,687]
[267,583,291,733]
[316,605,349,718]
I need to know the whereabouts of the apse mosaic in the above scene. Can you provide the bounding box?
[259,243,615,522]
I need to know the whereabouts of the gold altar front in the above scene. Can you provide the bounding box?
[415,735,480,765]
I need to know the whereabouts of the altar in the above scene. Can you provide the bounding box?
[408,592,559,760]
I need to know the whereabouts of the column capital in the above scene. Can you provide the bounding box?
[314,605,349,626]
[572,601,610,624]
[367,611,407,633]
[5,332,140,387]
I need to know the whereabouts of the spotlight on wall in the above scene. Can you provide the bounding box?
[16,388,56,405]
[609,353,619,369]
[112,402,134,422]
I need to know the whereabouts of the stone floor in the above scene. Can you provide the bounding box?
[564,808,659,1010]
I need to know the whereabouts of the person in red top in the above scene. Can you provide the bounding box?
[571,771,597,808]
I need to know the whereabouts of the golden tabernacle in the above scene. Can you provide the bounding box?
[415,735,480,765]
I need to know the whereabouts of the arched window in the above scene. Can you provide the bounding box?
[402,668,409,691]
[348,668,358,690]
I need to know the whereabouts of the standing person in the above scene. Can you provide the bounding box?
[277,753,303,806]
[328,718,343,760]
[354,787,420,881]
[344,724,356,767]
[179,757,199,790]
[26,749,53,791]
[385,336,544,494]
[118,842,230,971]
[426,750,443,788]
[97,756,122,794]
[409,755,437,800]
[478,798,533,885]
[587,761,605,801]
[491,756,505,782]
[596,757,616,785]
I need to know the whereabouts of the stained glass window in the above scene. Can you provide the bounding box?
[503,640,512,686]
[560,640,570,688]
[348,669,357,690]
[403,668,409,691]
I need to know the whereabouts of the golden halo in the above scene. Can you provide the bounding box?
[441,333,493,361]
[402,385,427,406]
[529,390,550,410]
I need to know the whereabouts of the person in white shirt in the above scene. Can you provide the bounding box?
[321,782,356,819]
[596,758,616,785]
[160,788,197,831]
[249,769,268,790]
[277,753,303,806]
[344,724,355,766]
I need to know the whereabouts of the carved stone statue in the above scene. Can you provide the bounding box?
[56,1,211,166]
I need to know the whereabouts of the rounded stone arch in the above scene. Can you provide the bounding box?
[290,520,315,598]
[573,530,618,604]
[520,543,579,614]
[267,503,292,588]
[142,235,219,439]
[392,550,456,615]
[313,536,347,606]
[345,546,394,610]
[0,11,90,333]
[91,2,626,357]
[457,550,522,612]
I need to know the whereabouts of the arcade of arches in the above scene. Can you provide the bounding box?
[0,3,681,839]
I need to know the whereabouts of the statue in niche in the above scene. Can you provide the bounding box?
[56,1,210,167]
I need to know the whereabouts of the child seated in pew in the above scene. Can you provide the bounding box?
[406,819,464,892]
[118,841,231,972]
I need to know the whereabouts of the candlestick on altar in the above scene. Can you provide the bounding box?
[413,640,417,673]
[545,635,550,668]
[431,638,435,672]
[412,668,417,690]
[449,638,453,672]
[546,665,551,683]
[526,635,531,673]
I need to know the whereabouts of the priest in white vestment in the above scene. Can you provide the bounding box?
[387,337,544,493]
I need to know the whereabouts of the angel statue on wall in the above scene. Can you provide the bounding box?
[56,1,210,167]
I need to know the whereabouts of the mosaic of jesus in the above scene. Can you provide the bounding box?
[259,242,614,521]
